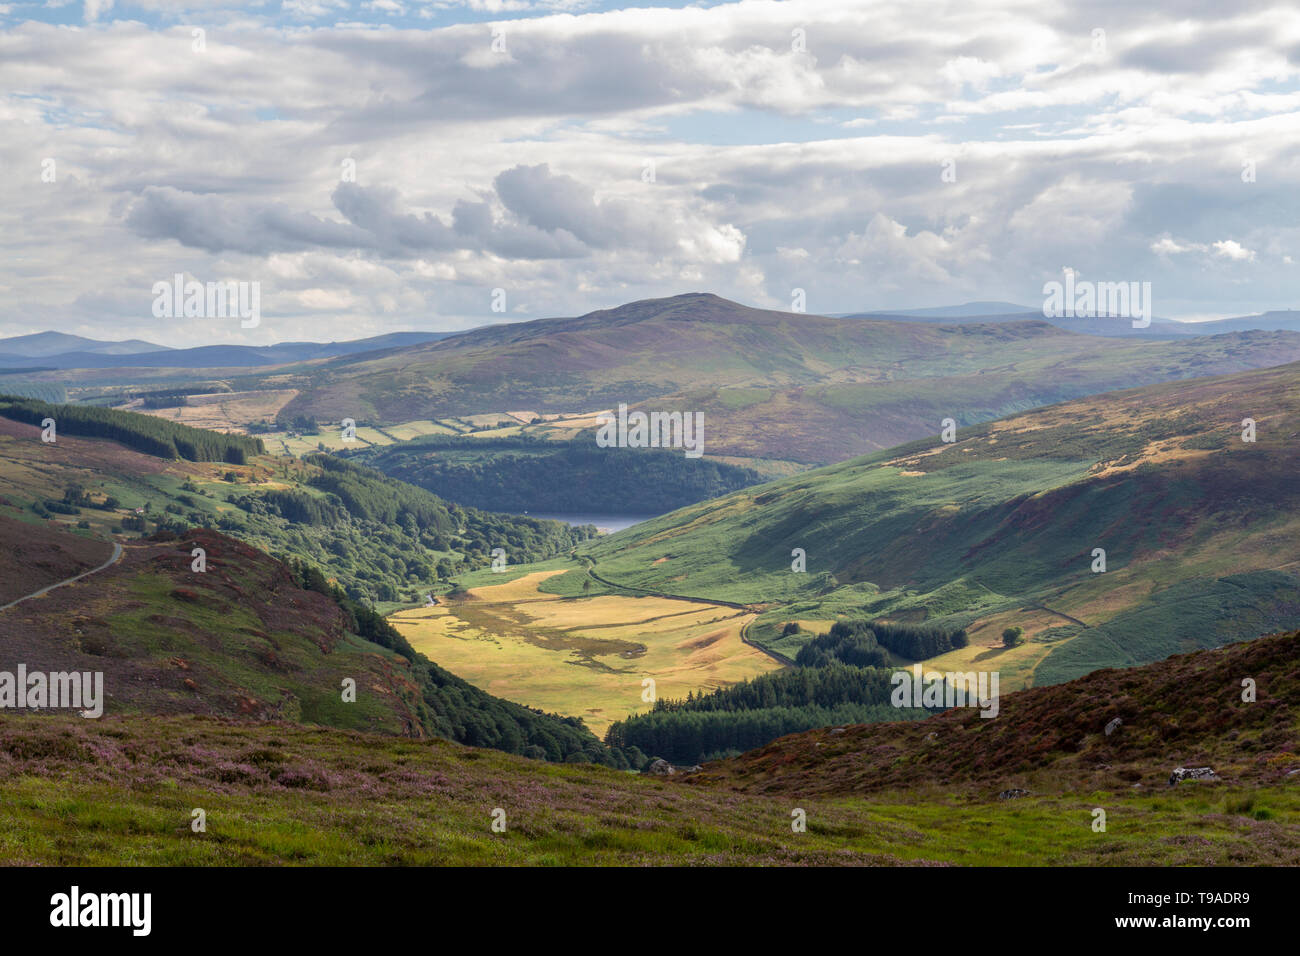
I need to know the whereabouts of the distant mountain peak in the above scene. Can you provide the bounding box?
[0,330,170,358]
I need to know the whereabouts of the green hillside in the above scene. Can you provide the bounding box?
[347,433,765,513]
[0,404,594,604]
[0,522,613,762]
[692,628,1300,799]
[577,361,1300,683]
[0,394,264,463]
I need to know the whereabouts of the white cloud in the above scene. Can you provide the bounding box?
[834,214,954,287]
[1008,176,1132,244]
[295,288,357,309]
[1152,237,1257,262]
[1212,239,1255,261]
[939,56,1002,91]
[1,0,1298,340]
[283,0,350,17]
[83,0,112,22]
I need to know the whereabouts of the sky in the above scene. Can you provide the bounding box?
[2,0,1299,344]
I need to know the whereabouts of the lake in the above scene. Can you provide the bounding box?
[522,512,658,534]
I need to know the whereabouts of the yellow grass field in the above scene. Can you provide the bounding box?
[920,606,1066,690]
[125,402,649,457]
[126,389,297,433]
[380,420,458,440]
[390,570,779,735]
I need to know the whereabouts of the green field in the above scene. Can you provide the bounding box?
[391,565,778,734]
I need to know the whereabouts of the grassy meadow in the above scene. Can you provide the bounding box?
[391,564,778,734]
[2,714,1295,866]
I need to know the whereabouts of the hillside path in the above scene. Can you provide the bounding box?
[0,540,123,613]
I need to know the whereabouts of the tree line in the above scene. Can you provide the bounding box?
[604,619,969,764]
[215,455,595,601]
[604,700,916,764]
[305,454,597,566]
[603,662,939,764]
[0,395,263,463]
[350,434,764,513]
[795,620,968,667]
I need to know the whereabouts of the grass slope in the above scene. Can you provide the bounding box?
[1,630,1297,865]
[0,411,593,604]
[0,527,429,735]
[0,522,614,761]
[577,361,1300,683]
[691,629,1300,799]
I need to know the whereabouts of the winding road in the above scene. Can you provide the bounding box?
[0,540,123,614]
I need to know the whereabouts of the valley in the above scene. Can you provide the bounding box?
[374,358,1300,744]
[8,0,1300,899]
[3,294,1299,870]
[391,565,775,735]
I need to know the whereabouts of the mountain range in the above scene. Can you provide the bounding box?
[0,330,452,370]
[259,293,1300,466]
[843,304,1300,338]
